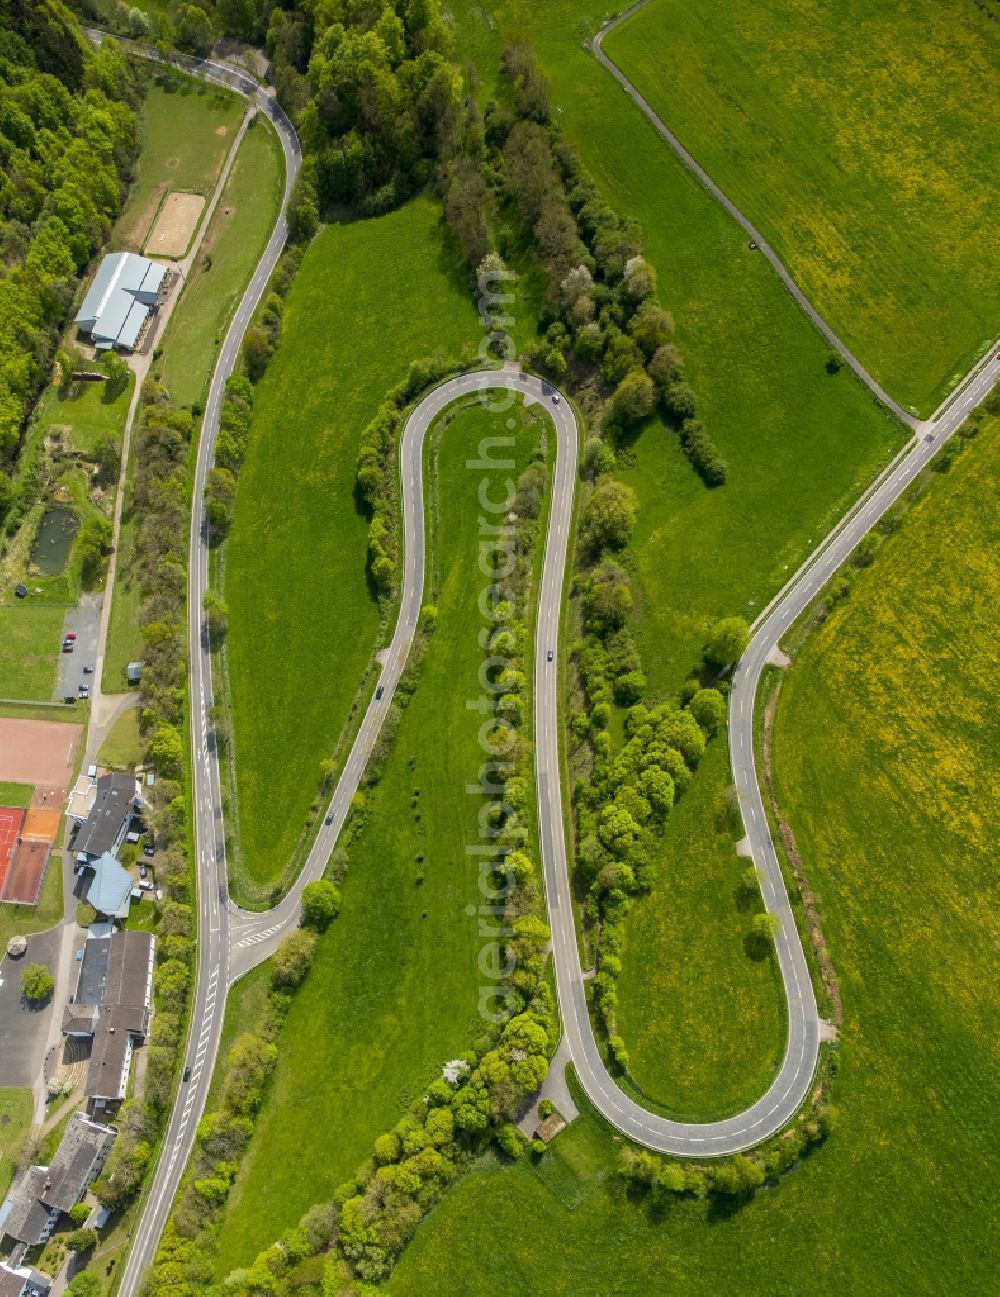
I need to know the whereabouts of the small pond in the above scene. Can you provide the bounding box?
[31,506,79,576]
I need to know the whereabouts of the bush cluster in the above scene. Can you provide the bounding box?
[203,374,253,540]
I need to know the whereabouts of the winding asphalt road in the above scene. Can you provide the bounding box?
[105,26,1000,1293]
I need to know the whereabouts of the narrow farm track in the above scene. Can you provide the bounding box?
[98,30,1000,1294]
[593,0,920,430]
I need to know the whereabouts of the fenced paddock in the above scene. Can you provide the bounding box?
[144,190,206,258]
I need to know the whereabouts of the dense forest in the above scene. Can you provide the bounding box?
[0,0,139,514]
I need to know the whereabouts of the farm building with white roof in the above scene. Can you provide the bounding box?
[74,251,166,351]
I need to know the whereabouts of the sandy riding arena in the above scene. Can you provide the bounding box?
[0,717,82,792]
[145,190,206,257]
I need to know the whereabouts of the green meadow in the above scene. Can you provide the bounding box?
[615,739,785,1120]
[222,198,482,900]
[159,117,285,408]
[450,0,904,699]
[606,0,1000,415]
[212,400,546,1274]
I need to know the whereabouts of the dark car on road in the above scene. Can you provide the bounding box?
[375,685,385,700]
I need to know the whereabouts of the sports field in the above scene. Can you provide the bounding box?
[113,83,242,252]
[0,807,24,897]
[224,198,480,900]
[605,0,1000,415]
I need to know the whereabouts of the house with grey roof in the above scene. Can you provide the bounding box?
[73,773,137,860]
[74,252,166,352]
[0,1260,51,1297]
[0,1115,114,1248]
[59,930,156,1112]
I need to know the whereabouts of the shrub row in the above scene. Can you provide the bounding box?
[238,244,303,386]
[439,41,721,490]
[354,350,481,599]
[619,1092,836,1199]
[85,390,201,1220]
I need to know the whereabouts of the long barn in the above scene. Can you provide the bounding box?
[74,251,166,352]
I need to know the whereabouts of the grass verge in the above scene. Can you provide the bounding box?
[96,706,142,768]
[0,1088,33,1198]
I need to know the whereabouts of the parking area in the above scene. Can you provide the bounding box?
[54,592,101,703]
[0,927,61,1086]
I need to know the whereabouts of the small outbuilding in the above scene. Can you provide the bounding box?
[126,661,142,685]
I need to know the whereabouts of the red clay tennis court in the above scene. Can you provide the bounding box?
[2,838,49,905]
[0,805,25,897]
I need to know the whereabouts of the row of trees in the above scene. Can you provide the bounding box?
[439,41,728,486]
[0,10,139,511]
[620,1095,835,1200]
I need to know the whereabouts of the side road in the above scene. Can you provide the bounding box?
[593,0,920,429]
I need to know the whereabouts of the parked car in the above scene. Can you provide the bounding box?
[64,694,76,704]
[139,864,147,878]
[83,665,93,674]
[62,641,74,653]
[65,632,77,641]
[143,844,155,858]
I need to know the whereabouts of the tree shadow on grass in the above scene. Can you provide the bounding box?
[743,932,772,963]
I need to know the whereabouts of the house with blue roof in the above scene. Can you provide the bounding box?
[85,852,133,921]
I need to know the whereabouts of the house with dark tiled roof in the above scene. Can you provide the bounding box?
[0,1115,114,1247]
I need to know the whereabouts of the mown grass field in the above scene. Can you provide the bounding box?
[96,706,142,768]
[159,117,285,408]
[0,781,31,807]
[452,0,903,699]
[212,401,545,1274]
[0,1088,32,1198]
[112,83,242,252]
[389,418,1000,1296]
[0,605,65,699]
[606,0,1000,416]
[223,198,480,898]
[615,739,785,1119]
